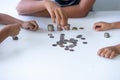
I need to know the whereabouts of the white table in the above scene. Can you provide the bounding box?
[1,0,120,80]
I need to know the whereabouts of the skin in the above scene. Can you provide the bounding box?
[0,23,21,43]
[94,21,120,59]
[16,0,95,29]
[98,45,120,59]
[0,13,39,43]
[0,13,39,31]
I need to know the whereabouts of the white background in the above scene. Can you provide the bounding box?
[1,0,120,80]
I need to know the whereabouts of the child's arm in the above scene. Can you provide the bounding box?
[62,0,95,18]
[94,21,120,31]
[16,0,46,15]
[16,0,68,28]
[17,0,95,18]
[0,27,10,43]
[0,13,23,25]
[111,22,120,29]
[0,13,39,31]
[0,24,21,43]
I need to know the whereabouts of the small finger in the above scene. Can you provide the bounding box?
[54,9,61,26]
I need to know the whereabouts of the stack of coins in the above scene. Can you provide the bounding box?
[57,24,71,31]
[48,24,54,31]
[104,32,110,38]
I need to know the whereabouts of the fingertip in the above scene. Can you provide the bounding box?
[98,48,103,53]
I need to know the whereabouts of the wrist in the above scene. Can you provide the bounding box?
[110,22,120,29]
[2,26,10,37]
[110,23,115,29]
[115,44,120,53]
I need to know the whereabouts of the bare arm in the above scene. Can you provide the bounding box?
[111,22,120,29]
[0,27,9,43]
[0,13,39,31]
[17,0,68,28]
[0,13,23,25]
[62,0,95,18]
[16,0,46,15]
[0,24,20,43]
[16,0,95,18]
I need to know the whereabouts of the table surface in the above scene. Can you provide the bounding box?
[1,0,120,80]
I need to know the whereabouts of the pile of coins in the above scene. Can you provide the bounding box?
[49,33,88,52]
[52,34,78,52]
[47,24,94,52]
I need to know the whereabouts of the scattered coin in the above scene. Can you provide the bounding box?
[48,34,53,36]
[76,35,82,38]
[65,46,69,50]
[72,27,78,30]
[81,38,86,40]
[60,44,64,47]
[68,44,75,48]
[12,36,18,40]
[79,27,84,30]
[69,49,74,52]
[83,42,87,44]
[52,44,57,46]
[50,36,54,38]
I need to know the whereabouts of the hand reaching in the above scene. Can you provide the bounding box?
[44,1,68,29]
[22,20,39,31]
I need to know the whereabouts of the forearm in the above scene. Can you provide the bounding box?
[115,44,120,53]
[0,13,23,25]
[26,9,50,17]
[62,5,87,18]
[0,27,9,43]
[62,0,95,18]
[16,0,46,15]
[111,22,120,29]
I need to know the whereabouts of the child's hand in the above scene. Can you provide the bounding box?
[97,46,119,59]
[44,1,68,29]
[6,23,21,36]
[93,22,113,31]
[22,20,39,31]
